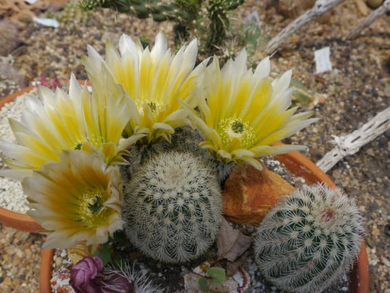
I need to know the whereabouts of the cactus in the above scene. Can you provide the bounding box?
[205,0,244,48]
[78,0,245,51]
[253,184,364,293]
[79,0,192,22]
[167,127,234,182]
[58,0,92,28]
[123,151,222,263]
[125,127,234,182]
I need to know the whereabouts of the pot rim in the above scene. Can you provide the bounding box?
[39,150,370,293]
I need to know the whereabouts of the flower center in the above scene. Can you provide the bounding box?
[135,100,165,117]
[88,196,104,215]
[231,121,244,134]
[77,188,111,228]
[148,102,157,112]
[73,135,102,150]
[218,117,256,149]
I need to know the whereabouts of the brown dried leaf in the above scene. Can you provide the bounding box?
[217,219,252,262]
[226,251,249,277]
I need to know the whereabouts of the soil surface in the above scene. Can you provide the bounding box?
[0,0,389,292]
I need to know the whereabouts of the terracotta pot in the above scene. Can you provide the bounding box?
[0,81,91,232]
[0,86,43,232]
[39,150,369,293]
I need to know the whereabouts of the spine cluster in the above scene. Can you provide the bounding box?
[253,184,364,293]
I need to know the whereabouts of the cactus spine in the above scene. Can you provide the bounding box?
[123,151,222,263]
[253,184,364,293]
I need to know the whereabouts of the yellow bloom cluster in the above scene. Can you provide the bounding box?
[0,33,315,248]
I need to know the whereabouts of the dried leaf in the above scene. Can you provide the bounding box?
[217,219,252,262]
[226,251,249,277]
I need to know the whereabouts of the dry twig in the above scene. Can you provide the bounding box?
[347,0,390,39]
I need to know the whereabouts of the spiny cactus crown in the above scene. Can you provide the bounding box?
[254,184,364,293]
[125,127,233,182]
[123,151,222,263]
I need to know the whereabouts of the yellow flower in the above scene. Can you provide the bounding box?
[83,32,205,143]
[183,51,317,170]
[23,150,124,249]
[0,75,143,180]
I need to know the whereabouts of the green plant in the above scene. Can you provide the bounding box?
[204,0,244,49]
[214,21,270,67]
[123,151,222,263]
[198,267,226,291]
[253,184,364,293]
[291,79,313,106]
[78,0,245,52]
[58,0,92,28]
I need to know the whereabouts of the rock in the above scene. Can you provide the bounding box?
[385,86,390,97]
[223,165,296,225]
[371,227,380,237]
[0,62,28,88]
[0,21,20,56]
[276,0,316,18]
[382,257,390,267]
[365,0,384,9]
[9,10,34,26]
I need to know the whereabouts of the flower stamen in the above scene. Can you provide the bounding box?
[218,117,256,149]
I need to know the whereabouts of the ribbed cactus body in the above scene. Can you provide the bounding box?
[254,184,364,293]
[123,151,222,263]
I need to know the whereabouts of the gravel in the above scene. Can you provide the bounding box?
[0,225,44,292]
[0,91,31,214]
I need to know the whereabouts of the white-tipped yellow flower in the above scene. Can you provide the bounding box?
[83,32,205,143]
[0,75,143,180]
[23,150,124,249]
[184,51,317,170]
